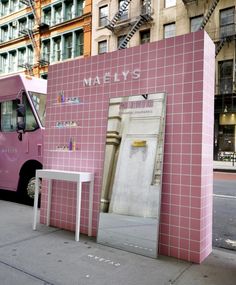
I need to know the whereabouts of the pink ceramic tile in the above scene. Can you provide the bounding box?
[42,31,214,264]
[180,216,190,228]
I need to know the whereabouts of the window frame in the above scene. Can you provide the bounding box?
[117,34,126,48]
[98,40,107,54]
[99,5,108,27]
[190,15,203,33]
[75,30,84,57]
[63,33,73,59]
[140,29,150,44]
[119,0,128,21]
[164,0,176,9]
[0,99,18,132]
[218,60,233,94]
[220,7,235,37]
[164,22,176,39]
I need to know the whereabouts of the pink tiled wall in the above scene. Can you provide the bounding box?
[41,30,215,263]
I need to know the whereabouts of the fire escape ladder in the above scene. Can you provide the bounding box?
[215,37,227,56]
[19,28,40,73]
[19,0,40,26]
[25,63,34,76]
[106,0,133,31]
[20,28,38,51]
[118,0,152,50]
[199,0,220,30]
[118,15,149,49]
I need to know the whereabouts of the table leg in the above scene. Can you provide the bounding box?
[88,177,94,236]
[33,174,39,230]
[75,180,82,241]
[46,180,52,226]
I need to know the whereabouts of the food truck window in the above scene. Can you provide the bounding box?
[22,94,39,131]
[0,100,17,132]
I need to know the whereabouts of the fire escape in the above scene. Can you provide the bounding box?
[105,0,153,50]
[19,0,49,75]
[183,0,235,57]
[199,0,220,30]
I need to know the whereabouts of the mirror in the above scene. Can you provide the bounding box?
[97,93,166,258]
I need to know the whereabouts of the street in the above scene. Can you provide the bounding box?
[213,172,236,251]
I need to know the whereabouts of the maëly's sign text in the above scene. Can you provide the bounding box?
[83,69,141,87]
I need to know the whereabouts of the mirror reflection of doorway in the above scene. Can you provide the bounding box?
[97,93,166,258]
[218,125,235,152]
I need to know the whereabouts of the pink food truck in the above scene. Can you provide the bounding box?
[0,74,47,204]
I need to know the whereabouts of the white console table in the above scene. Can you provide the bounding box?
[33,169,94,241]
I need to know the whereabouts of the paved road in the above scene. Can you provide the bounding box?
[213,172,236,251]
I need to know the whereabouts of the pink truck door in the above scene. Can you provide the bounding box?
[0,132,26,191]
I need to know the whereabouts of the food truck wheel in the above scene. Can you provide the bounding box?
[17,173,37,205]
[27,177,36,199]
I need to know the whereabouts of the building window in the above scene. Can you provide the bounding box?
[52,37,61,61]
[54,3,62,25]
[27,45,34,65]
[119,0,128,20]
[76,0,85,17]
[19,18,27,33]
[75,30,84,56]
[0,0,9,16]
[42,39,51,63]
[220,7,235,37]
[117,35,126,48]
[28,15,35,30]
[9,21,17,39]
[219,60,233,94]
[10,0,18,13]
[0,53,7,74]
[165,0,176,8]
[8,50,16,72]
[43,7,51,25]
[99,5,108,27]
[64,33,73,59]
[18,47,26,66]
[1,25,8,42]
[19,0,24,9]
[164,23,175,38]
[140,29,150,44]
[65,0,73,20]
[98,40,107,54]
[141,0,151,15]
[190,15,203,32]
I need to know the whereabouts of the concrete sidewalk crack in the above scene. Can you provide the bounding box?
[0,259,55,285]
[169,263,193,284]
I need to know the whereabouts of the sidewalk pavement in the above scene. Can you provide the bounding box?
[0,200,235,285]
